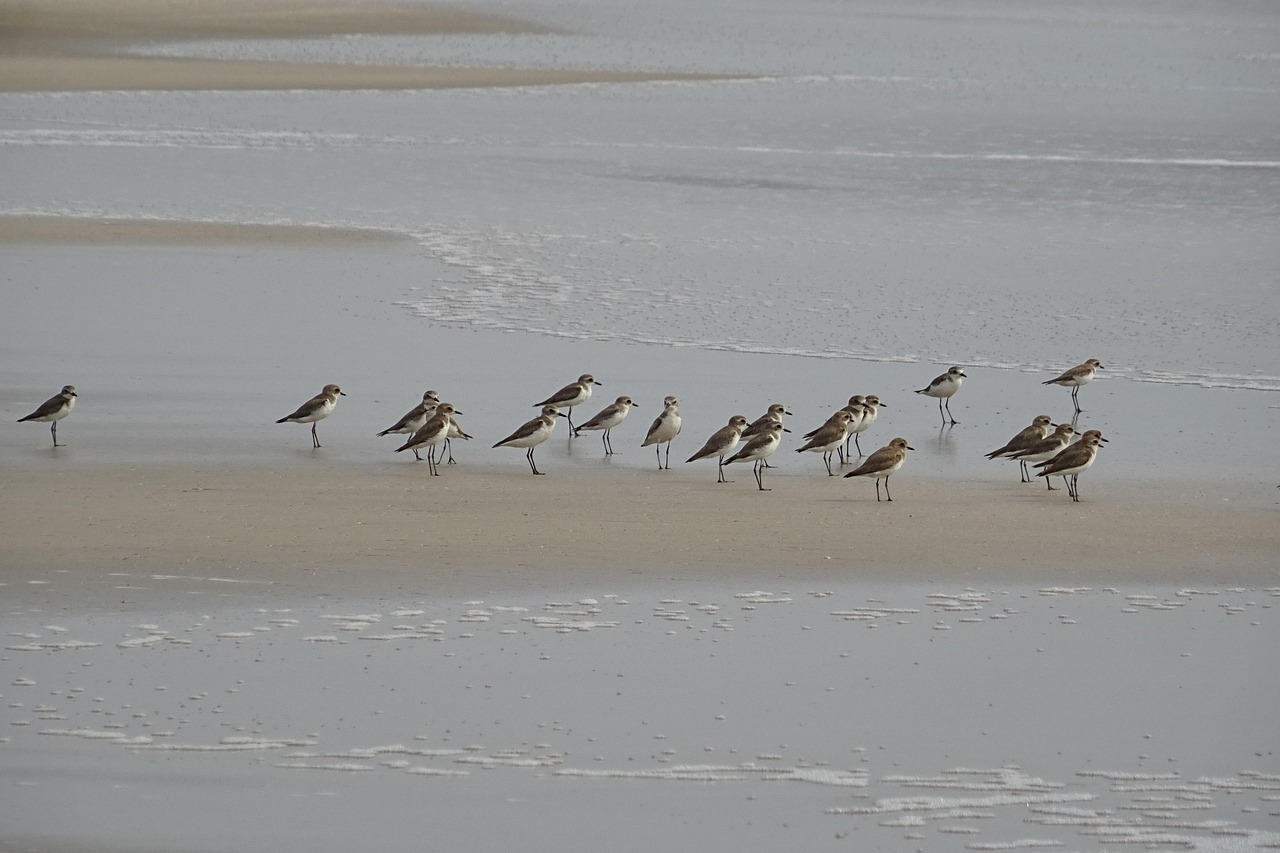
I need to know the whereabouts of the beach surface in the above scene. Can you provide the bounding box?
[3,1,1279,850]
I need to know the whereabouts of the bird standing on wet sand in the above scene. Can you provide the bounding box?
[494,405,566,475]
[394,403,460,476]
[1043,359,1103,413]
[916,366,966,425]
[725,420,785,491]
[843,437,914,502]
[17,385,77,448]
[1035,432,1106,502]
[1006,423,1076,490]
[276,384,345,448]
[985,415,1054,482]
[686,414,750,483]
[641,396,682,469]
[574,395,637,456]
[377,390,440,460]
[795,410,855,476]
[846,395,883,457]
[533,374,598,433]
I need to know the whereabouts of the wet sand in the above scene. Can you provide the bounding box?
[0,0,728,91]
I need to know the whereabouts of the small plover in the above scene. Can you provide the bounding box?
[1007,423,1076,490]
[725,420,785,491]
[1035,432,1105,502]
[847,395,883,457]
[394,403,459,476]
[641,396,682,469]
[377,390,441,460]
[17,384,77,447]
[795,410,856,475]
[685,414,750,483]
[843,437,914,502]
[494,405,565,475]
[985,415,1054,482]
[574,396,637,456]
[916,366,966,425]
[1043,359,1103,413]
[533,374,598,433]
[276,384,345,448]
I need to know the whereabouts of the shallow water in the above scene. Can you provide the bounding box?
[3,575,1278,851]
[2,0,1278,391]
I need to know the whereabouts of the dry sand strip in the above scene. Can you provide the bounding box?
[3,464,1277,590]
[0,0,734,92]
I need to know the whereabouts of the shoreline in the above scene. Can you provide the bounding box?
[4,462,1277,592]
[0,215,413,246]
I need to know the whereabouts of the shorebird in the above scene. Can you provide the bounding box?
[725,420,785,491]
[641,396,682,469]
[916,366,966,425]
[573,396,637,456]
[17,385,77,447]
[533,374,598,433]
[1035,432,1105,501]
[394,403,459,476]
[742,403,792,439]
[276,384,345,448]
[831,395,865,462]
[985,415,1055,482]
[494,405,565,475]
[795,410,855,475]
[377,390,441,460]
[847,395,883,457]
[685,414,750,483]
[1007,423,1076,489]
[843,437,914,502]
[1043,359,1103,413]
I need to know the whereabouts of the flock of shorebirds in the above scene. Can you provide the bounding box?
[16,360,1106,501]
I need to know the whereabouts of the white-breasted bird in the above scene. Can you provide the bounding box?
[17,384,77,448]
[685,414,750,484]
[494,405,566,475]
[1043,359,1103,413]
[843,437,914,502]
[276,384,345,448]
[641,396,682,470]
[574,395,637,456]
[916,366,966,425]
[533,374,599,433]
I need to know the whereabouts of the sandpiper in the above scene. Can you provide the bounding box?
[843,437,914,502]
[574,396,637,456]
[1007,423,1076,490]
[795,410,855,475]
[17,384,77,448]
[641,396,682,469]
[1043,359,1103,413]
[533,374,598,433]
[276,384,345,448]
[985,415,1054,482]
[916,366,966,425]
[685,414,749,483]
[377,390,441,460]
[742,403,792,439]
[494,405,565,475]
[847,395,883,457]
[725,420,785,491]
[1035,432,1105,501]
[394,403,459,476]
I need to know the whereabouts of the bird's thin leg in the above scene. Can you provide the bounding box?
[823,451,833,476]
[1046,475,1056,490]
[654,445,662,470]
[717,457,731,484]
[854,434,863,456]
[1071,387,1081,413]
[528,447,544,475]
[602,431,610,455]
[311,423,321,448]
[885,476,893,502]
[664,442,671,470]
[875,478,882,502]
[945,399,957,425]
[1019,459,1029,482]
[446,438,455,464]
[565,408,575,433]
